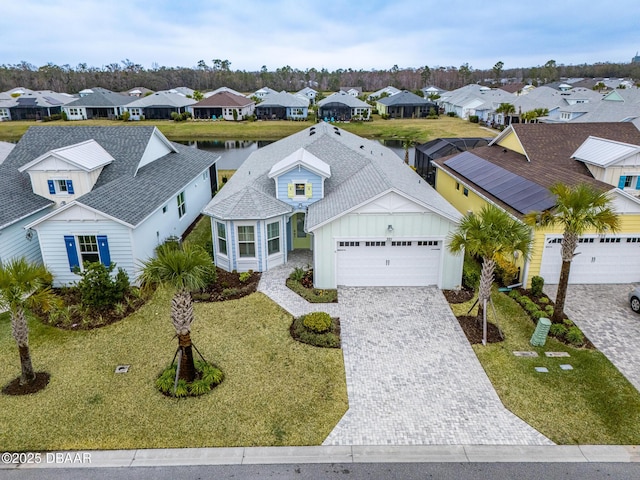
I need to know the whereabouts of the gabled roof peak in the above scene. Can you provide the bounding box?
[268,147,331,179]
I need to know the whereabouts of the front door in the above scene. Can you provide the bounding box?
[292,212,311,249]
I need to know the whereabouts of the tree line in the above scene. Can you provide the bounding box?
[1,58,640,94]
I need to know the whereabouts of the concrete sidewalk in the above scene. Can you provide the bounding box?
[2,445,639,469]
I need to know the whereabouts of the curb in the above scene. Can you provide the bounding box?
[3,445,639,469]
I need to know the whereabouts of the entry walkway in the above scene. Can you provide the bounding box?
[258,252,551,445]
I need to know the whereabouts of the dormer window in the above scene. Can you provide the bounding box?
[295,183,305,196]
[47,179,74,195]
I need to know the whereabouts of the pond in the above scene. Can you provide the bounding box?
[181,139,415,169]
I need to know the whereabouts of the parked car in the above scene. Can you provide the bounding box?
[629,286,640,313]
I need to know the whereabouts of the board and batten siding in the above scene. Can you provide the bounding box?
[312,211,463,289]
[275,166,323,207]
[34,218,134,287]
[131,168,214,277]
[0,211,50,265]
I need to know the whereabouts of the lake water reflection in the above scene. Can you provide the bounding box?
[180,139,413,170]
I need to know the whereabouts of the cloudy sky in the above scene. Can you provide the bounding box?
[2,0,639,72]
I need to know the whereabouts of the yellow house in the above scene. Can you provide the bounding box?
[433,122,640,287]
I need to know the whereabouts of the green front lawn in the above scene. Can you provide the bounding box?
[0,289,347,450]
[450,290,640,444]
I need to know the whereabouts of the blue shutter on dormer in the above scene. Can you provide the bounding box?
[66,180,74,194]
[47,180,55,194]
[635,177,640,190]
[618,175,627,188]
[64,236,80,271]
[97,235,111,267]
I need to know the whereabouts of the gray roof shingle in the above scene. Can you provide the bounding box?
[203,122,461,227]
[3,126,218,228]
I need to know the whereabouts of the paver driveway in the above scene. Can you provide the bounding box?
[259,254,551,445]
[545,284,640,394]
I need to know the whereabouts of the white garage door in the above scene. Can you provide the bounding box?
[336,239,442,286]
[539,235,640,284]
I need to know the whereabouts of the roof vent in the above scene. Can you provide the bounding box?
[335,130,341,135]
[310,131,316,136]
[360,145,364,149]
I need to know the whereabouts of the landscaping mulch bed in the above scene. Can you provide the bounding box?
[2,372,50,396]
[456,315,503,344]
[195,268,261,302]
[443,288,474,304]
[290,316,341,348]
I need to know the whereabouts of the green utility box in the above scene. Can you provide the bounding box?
[530,317,552,347]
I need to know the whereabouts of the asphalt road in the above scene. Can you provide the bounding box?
[2,463,639,480]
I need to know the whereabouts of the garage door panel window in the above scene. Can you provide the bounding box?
[338,241,360,247]
[391,241,412,246]
[267,221,280,255]
[238,226,255,258]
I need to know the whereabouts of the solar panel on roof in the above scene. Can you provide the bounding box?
[42,96,63,105]
[444,151,556,214]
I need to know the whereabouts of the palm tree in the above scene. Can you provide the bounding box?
[495,102,516,126]
[524,183,619,323]
[138,242,215,382]
[0,258,57,386]
[449,205,532,323]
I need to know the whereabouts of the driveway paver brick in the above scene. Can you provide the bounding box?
[259,252,552,445]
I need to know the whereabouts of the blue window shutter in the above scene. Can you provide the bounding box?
[66,180,74,194]
[97,235,111,267]
[618,175,627,188]
[635,177,640,190]
[47,180,55,194]
[64,236,79,271]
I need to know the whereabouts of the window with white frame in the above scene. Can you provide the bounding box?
[176,191,186,218]
[217,222,227,255]
[57,179,68,193]
[295,183,305,196]
[237,225,255,257]
[78,235,100,264]
[267,221,280,255]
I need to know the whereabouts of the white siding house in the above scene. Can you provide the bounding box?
[203,122,463,289]
[12,126,218,286]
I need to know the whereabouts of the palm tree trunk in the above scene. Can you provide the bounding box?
[552,260,572,323]
[11,308,36,385]
[178,333,196,383]
[172,289,196,382]
[477,257,496,321]
[553,232,578,323]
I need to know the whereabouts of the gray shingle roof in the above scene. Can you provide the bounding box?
[125,91,196,109]
[3,126,218,228]
[202,123,461,227]
[317,92,370,108]
[377,90,431,107]
[65,91,136,107]
[258,91,308,108]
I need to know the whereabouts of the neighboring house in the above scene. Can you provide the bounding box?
[422,85,447,100]
[340,86,362,97]
[0,88,74,120]
[253,87,278,99]
[0,141,15,163]
[367,86,401,100]
[125,87,153,97]
[203,87,245,98]
[433,122,640,286]
[255,91,309,120]
[296,87,317,104]
[192,91,255,120]
[202,122,463,289]
[63,88,135,120]
[163,86,195,97]
[376,90,437,118]
[8,126,219,286]
[124,91,196,120]
[415,137,492,186]
[437,84,514,120]
[317,92,371,121]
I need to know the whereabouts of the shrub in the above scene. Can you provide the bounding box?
[524,301,539,314]
[566,326,585,346]
[539,296,550,304]
[469,115,479,123]
[156,360,223,397]
[289,267,306,283]
[239,271,252,283]
[494,255,519,286]
[545,305,554,316]
[550,323,568,339]
[531,276,544,297]
[290,316,340,348]
[508,290,521,300]
[303,312,332,333]
[221,288,239,299]
[532,309,547,320]
[462,255,481,289]
[121,111,130,122]
[75,262,130,312]
[447,112,456,117]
